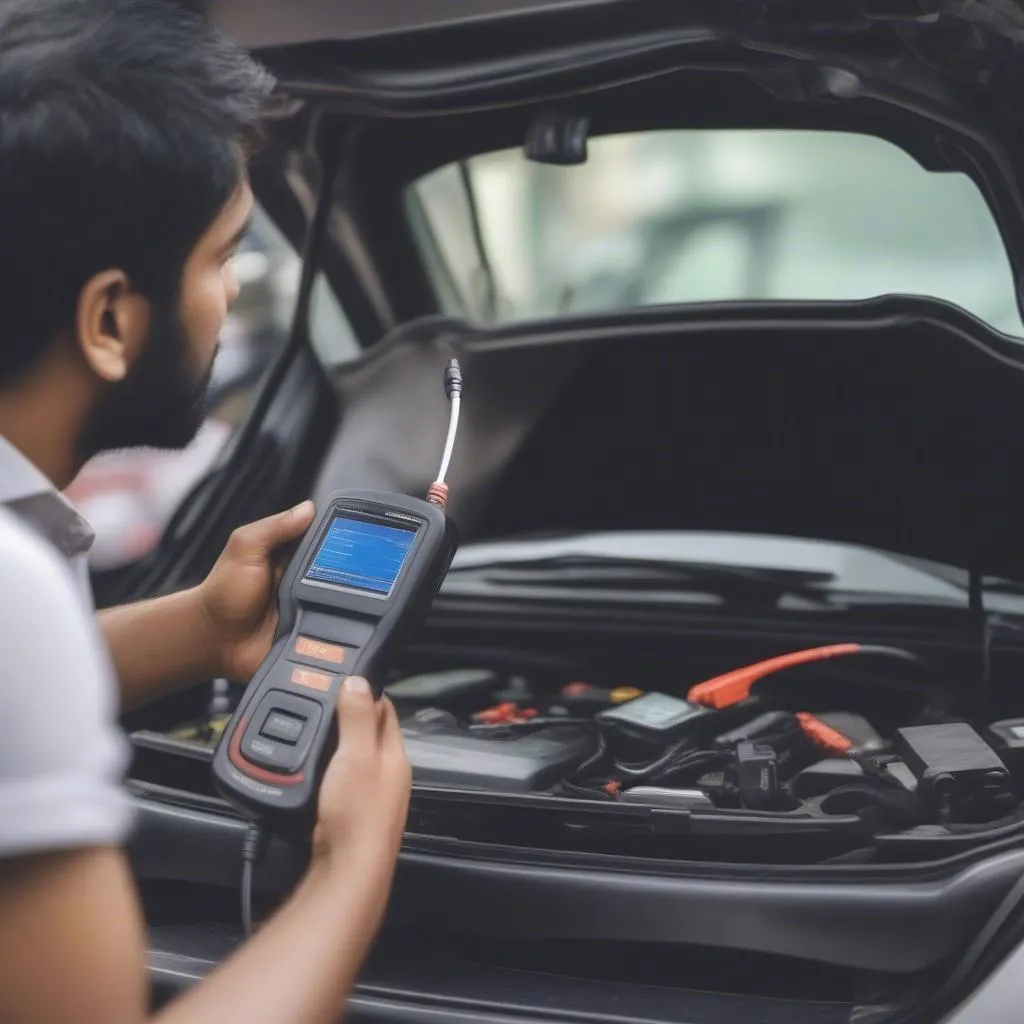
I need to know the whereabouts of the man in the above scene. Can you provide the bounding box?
[0,1,412,1021]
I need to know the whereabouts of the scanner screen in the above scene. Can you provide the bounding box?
[305,514,418,597]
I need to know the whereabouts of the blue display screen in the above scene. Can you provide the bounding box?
[304,514,417,596]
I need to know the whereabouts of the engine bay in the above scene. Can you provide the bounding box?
[382,649,1022,832]
[147,638,1024,858]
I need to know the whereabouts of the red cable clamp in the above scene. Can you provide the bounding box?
[796,712,854,755]
[687,644,863,709]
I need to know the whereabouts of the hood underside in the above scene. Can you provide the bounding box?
[207,1,1024,53]
[312,298,1024,582]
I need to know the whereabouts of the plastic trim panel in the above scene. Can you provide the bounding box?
[130,796,1024,973]
[147,924,855,1024]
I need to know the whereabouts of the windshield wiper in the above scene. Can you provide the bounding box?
[447,553,836,604]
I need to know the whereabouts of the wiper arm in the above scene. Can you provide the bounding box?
[979,577,1024,594]
[448,553,836,603]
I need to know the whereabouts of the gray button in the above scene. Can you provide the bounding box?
[250,737,281,759]
[241,731,301,772]
[261,710,305,744]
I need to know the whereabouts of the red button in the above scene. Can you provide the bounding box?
[295,636,346,664]
[290,666,333,692]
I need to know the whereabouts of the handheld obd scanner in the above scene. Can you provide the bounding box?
[212,359,463,838]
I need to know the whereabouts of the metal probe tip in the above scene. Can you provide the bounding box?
[444,358,463,398]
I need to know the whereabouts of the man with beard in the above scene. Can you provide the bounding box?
[0,2,411,1022]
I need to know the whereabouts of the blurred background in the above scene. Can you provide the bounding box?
[68,127,1024,570]
[409,129,1022,330]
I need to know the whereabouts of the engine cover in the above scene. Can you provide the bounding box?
[401,710,595,792]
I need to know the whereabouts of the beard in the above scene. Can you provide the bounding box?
[77,299,217,463]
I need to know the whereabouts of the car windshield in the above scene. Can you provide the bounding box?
[406,129,1024,338]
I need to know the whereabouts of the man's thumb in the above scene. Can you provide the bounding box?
[227,501,315,563]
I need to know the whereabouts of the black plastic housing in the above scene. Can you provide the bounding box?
[212,488,457,830]
[895,723,1016,822]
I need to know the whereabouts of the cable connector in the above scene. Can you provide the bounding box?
[443,357,463,399]
[427,358,463,508]
[796,711,854,755]
[241,824,268,937]
[425,481,449,508]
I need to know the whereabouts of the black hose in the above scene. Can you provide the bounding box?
[240,825,268,937]
[820,783,927,831]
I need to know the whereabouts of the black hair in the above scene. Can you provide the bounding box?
[0,0,274,384]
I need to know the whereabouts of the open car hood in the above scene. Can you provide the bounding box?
[208,0,1024,53]
[205,0,1024,582]
[205,0,1024,318]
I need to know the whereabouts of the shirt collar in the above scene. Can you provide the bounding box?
[0,434,95,558]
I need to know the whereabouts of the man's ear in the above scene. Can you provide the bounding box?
[74,270,150,383]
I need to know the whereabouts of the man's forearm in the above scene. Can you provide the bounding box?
[99,589,220,713]
[154,848,390,1024]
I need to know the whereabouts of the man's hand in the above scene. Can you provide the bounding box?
[197,501,316,683]
[313,677,412,873]
[302,676,412,951]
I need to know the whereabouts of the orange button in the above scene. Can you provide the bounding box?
[295,636,347,665]
[290,666,333,692]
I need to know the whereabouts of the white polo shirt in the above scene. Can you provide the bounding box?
[0,434,133,857]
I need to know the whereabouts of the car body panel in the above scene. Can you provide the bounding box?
[940,941,1022,1024]
[127,794,1024,976]
[206,0,616,49]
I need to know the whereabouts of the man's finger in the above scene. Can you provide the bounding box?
[225,501,315,565]
[378,696,407,764]
[376,694,397,738]
[379,695,401,744]
[379,697,410,790]
[335,676,377,763]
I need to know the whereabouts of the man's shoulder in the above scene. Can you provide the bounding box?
[0,499,121,735]
[0,503,97,651]
[0,503,76,593]
[0,510,134,859]
[0,502,61,555]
